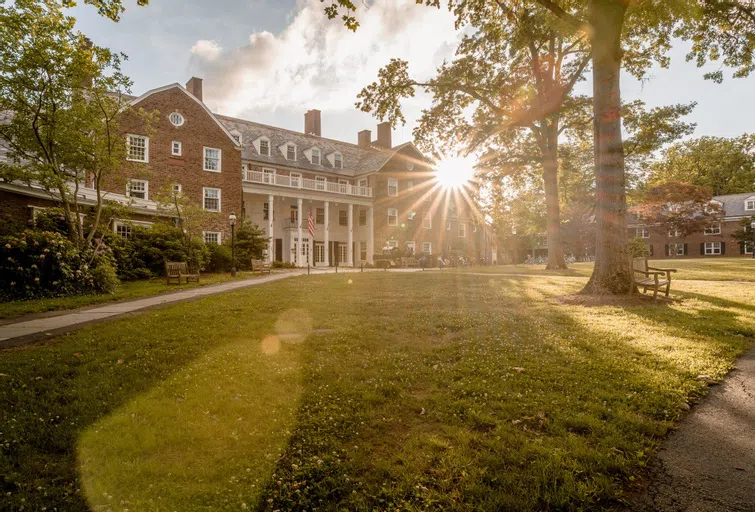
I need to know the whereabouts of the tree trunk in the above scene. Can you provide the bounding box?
[542,123,567,269]
[581,0,631,295]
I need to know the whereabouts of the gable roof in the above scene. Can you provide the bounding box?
[129,83,241,148]
[216,114,426,177]
[628,191,755,225]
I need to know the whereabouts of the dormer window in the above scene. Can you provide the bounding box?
[230,130,242,145]
[255,137,270,156]
[746,198,755,211]
[286,144,296,161]
[311,148,321,165]
[334,153,343,169]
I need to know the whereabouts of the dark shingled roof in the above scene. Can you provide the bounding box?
[628,191,755,224]
[216,114,414,177]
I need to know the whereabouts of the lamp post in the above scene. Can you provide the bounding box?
[229,211,237,277]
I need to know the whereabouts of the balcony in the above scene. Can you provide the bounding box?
[243,169,372,198]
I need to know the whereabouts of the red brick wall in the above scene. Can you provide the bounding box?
[110,86,243,239]
[629,219,749,258]
[0,190,54,229]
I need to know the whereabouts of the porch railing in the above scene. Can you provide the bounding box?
[243,169,372,198]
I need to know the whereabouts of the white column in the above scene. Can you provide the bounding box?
[347,203,354,266]
[324,201,330,267]
[268,194,274,263]
[367,206,374,264]
[297,197,303,267]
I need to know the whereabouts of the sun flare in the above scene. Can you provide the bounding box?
[435,155,476,189]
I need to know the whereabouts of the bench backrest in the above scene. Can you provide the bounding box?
[251,259,269,269]
[165,261,187,275]
[631,257,648,274]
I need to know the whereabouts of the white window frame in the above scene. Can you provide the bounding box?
[358,178,368,188]
[704,242,721,255]
[338,178,349,194]
[387,178,398,197]
[422,212,432,230]
[171,140,182,156]
[286,144,297,161]
[311,148,321,165]
[168,112,184,127]
[126,134,149,163]
[334,152,343,169]
[387,208,398,226]
[636,227,650,239]
[127,179,149,200]
[172,183,182,195]
[203,187,221,212]
[315,176,326,191]
[203,147,222,172]
[360,241,367,261]
[387,240,399,249]
[668,228,681,238]
[259,138,270,156]
[423,242,432,254]
[458,223,466,238]
[113,219,152,239]
[203,231,222,245]
[406,241,416,254]
[704,224,721,235]
[668,243,684,256]
[746,199,755,211]
[745,242,754,255]
[263,168,276,184]
[290,172,302,188]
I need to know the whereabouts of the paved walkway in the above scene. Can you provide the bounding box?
[632,347,755,512]
[0,272,301,347]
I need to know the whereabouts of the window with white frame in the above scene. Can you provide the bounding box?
[334,152,343,169]
[316,207,324,224]
[311,148,321,165]
[127,180,148,200]
[387,178,398,196]
[422,211,432,229]
[203,231,221,245]
[127,135,148,162]
[231,131,241,145]
[387,208,398,226]
[339,210,348,227]
[423,241,432,254]
[169,112,184,127]
[358,178,368,188]
[203,187,221,212]
[704,224,721,235]
[113,220,152,239]
[746,199,755,211]
[636,227,649,238]
[359,208,366,226]
[458,223,466,238]
[668,228,681,237]
[360,241,367,261]
[263,202,269,220]
[291,172,301,188]
[171,140,182,156]
[315,176,326,191]
[263,168,275,184]
[259,138,270,156]
[203,147,221,172]
[668,243,685,256]
[704,242,722,255]
[387,240,399,249]
[745,242,754,255]
[286,144,296,161]
[338,179,348,194]
[172,183,182,195]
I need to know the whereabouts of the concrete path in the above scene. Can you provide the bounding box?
[632,348,755,512]
[0,272,301,348]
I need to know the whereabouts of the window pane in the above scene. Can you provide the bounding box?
[204,148,220,171]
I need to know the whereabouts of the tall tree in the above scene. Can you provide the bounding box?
[646,134,755,195]
[355,3,591,269]
[325,0,755,294]
[0,0,150,245]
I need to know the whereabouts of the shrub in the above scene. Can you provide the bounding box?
[271,261,297,269]
[231,221,268,270]
[627,237,651,258]
[207,243,233,273]
[0,230,118,300]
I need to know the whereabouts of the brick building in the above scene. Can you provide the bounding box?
[628,192,755,258]
[0,77,497,266]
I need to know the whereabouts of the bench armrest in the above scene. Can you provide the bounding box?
[633,269,664,276]
[648,266,677,273]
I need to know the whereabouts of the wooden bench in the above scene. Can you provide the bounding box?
[165,261,199,285]
[251,258,271,274]
[630,257,676,299]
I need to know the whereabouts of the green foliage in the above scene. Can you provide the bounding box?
[627,236,651,258]
[632,182,723,239]
[646,135,755,195]
[231,221,268,270]
[731,215,755,251]
[207,243,233,273]
[106,223,209,280]
[271,261,297,269]
[0,229,117,300]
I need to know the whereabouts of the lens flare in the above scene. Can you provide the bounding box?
[435,155,476,189]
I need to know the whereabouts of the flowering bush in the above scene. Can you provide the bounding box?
[0,230,118,300]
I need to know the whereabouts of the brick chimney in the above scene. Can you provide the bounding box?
[186,77,203,102]
[304,109,321,136]
[358,129,372,148]
[376,122,392,149]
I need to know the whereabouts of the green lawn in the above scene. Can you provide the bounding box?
[1,272,753,510]
[0,272,261,321]
[462,256,755,281]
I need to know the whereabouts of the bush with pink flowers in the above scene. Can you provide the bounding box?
[0,230,118,300]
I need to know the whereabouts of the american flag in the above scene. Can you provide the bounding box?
[308,208,315,239]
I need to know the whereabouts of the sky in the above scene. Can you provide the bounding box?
[70,0,755,148]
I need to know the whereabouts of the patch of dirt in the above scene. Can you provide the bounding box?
[553,294,674,308]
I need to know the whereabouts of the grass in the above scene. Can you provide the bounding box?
[461,256,755,282]
[1,271,754,510]
[0,272,261,321]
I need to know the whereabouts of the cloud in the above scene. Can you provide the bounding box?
[188,0,460,118]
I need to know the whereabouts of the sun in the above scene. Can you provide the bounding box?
[435,155,476,189]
